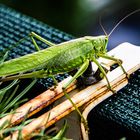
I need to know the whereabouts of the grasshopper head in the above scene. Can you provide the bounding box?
[90,35,108,55]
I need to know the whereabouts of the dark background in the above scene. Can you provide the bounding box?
[0,0,140,50]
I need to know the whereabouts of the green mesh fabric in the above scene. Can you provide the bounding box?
[88,69,140,139]
[96,69,140,134]
[0,4,139,139]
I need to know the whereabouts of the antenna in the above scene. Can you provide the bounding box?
[99,16,108,37]
[108,9,140,37]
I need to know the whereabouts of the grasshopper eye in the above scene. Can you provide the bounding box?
[103,37,108,52]
[105,37,108,43]
[104,37,108,47]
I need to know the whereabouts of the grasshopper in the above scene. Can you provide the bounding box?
[0,32,126,85]
[0,9,139,130]
[0,32,126,129]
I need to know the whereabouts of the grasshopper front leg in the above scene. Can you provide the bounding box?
[98,54,129,78]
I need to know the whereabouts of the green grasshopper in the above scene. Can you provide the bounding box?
[0,32,126,85]
[0,9,139,130]
[0,32,126,129]
[0,32,127,90]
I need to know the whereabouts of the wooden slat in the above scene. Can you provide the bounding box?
[0,77,77,127]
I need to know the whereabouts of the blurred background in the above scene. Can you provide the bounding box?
[0,0,140,50]
[0,1,140,140]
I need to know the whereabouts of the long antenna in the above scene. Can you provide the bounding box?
[108,9,140,37]
[99,16,108,37]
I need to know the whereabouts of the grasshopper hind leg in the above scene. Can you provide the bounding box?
[30,32,55,47]
[63,59,90,132]
[29,32,56,51]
